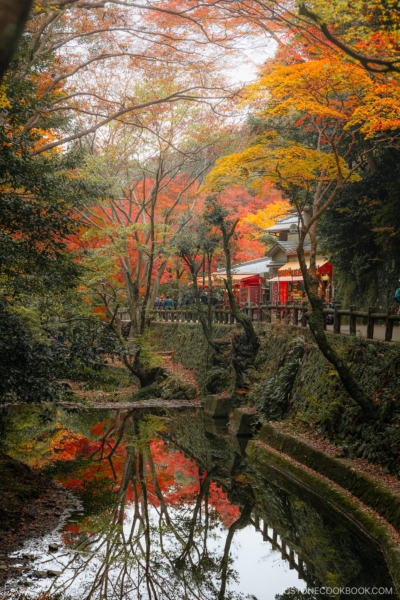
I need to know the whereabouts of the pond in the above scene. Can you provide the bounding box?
[0,404,397,600]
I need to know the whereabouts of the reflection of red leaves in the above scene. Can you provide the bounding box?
[90,420,110,437]
[208,483,240,527]
[57,435,241,539]
[62,523,80,546]
[148,441,240,526]
[64,524,80,535]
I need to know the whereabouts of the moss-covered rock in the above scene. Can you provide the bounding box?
[159,376,197,400]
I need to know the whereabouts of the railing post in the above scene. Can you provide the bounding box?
[266,305,272,323]
[293,302,299,326]
[224,308,229,324]
[385,307,395,342]
[285,300,290,323]
[301,302,308,327]
[367,306,376,339]
[281,541,287,560]
[333,304,341,334]
[322,304,327,331]
[298,557,304,579]
[272,529,278,550]
[349,305,356,335]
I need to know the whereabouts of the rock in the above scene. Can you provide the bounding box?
[34,570,48,578]
[229,407,259,437]
[205,368,229,394]
[229,433,250,456]
[204,415,229,436]
[0,564,8,570]
[159,376,197,400]
[204,395,235,418]
[48,543,59,552]
[47,569,62,577]
[131,382,161,401]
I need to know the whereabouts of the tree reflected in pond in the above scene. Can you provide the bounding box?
[43,412,252,600]
[1,406,397,600]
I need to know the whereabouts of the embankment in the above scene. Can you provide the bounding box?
[151,321,400,476]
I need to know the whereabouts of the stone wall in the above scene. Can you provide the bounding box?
[151,320,400,476]
[252,323,400,476]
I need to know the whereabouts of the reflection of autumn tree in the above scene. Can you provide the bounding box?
[46,413,248,600]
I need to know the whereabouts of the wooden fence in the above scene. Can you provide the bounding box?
[148,302,400,342]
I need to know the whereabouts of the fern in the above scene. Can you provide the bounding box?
[254,337,305,420]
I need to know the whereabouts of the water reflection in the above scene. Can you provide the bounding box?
[0,406,397,600]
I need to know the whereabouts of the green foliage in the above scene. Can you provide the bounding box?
[131,328,163,372]
[0,40,113,403]
[251,336,305,420]
[67,364,134,391]
[319,147,400,308]
[0,300,67,403]
[67,319,127,371]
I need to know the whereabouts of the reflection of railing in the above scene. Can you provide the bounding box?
[251,512,320,587]
[163,433,320,588]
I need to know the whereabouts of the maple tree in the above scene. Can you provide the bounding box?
[214,185,290,263]
[74,92,236,341]
[205,48,400,412]
[9,0,239,157]
[298,0,400,74]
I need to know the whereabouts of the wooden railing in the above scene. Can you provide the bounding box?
[148,302,400,342]
[149,307,236,325]
[263,302,400,342]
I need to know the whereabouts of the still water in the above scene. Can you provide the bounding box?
[0,405,397,600]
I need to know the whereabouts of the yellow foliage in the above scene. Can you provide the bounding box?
[0,82,11,110]
[242,199,292,234]
[205,53,399,197]
[204,138,359,193]
[243,56,400,139]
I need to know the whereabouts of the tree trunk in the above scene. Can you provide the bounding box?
[297,234,374,416]
[0,0,32,81]
[218,504,252,600]
[148,260,167,311]
[221,224,259,353]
